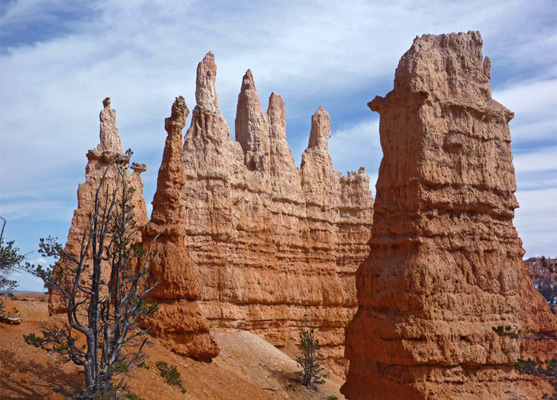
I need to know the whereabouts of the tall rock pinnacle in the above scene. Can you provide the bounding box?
[195,52,219,112]
[267,92,298,186]
[141,96,219,360]
[342,31,556,399]
[307,106,331,150]
[49,99,147,314]
[235,69,270,172]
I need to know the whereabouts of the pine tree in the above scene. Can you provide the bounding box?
[296,315,328,388]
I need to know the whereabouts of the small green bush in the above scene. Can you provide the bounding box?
[156,361,186,394]
[23,332,45,347]
[137,360,149,369]
[123,391,145,400]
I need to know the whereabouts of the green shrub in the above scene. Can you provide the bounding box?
[156,361,186,394]
[123,391,145,400]
[23,332,45,347]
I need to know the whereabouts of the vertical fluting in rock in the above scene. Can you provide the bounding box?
[342,31,557,399]
[141,96,219,360]
[235,70,271,172]
[181,52,374,376]
[48,98,148,314]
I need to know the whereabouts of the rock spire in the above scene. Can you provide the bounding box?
[235,69,271,172]
[342,31,557,399]
[48,99,148,314]
[140,96,219,360]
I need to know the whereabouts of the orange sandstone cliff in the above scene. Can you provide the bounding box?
[342,31,557,399]
[181,52,374,375]
[140,96,219,360]
[48,98,148,314]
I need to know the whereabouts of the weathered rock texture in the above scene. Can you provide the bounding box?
[181,52,374,375]
[49,98,148,314]
[342,31,557,399]
[140,96,219,359]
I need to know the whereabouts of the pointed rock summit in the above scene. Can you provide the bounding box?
[308,106,331,150]
[342,31,557,399]
[195,52,219,112]
[235,69,270,172]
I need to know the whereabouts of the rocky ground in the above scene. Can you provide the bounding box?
[0,294,345,400]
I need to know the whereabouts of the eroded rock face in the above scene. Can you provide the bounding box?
[140,96,219,360]
[181,53,374,375]
[48,99,148,314]
[342,31,557,399]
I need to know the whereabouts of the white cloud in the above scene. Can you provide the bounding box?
[515,187,557,258]
[329,118,381,187]
[1,0,556,290]
[513,146,557,174]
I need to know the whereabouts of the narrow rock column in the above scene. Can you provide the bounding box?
[98,97,123,153]
[301,107,336,200]
[267,93,300,194]
[235,69,271,172]
[342,31,557,399]
[141,96,219,360]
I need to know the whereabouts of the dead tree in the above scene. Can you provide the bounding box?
[30,150,160,398]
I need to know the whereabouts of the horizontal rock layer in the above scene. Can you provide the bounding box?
[342,31,557,399]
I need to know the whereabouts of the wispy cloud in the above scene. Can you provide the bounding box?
[1,0,556,291]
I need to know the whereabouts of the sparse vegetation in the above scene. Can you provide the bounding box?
[0,217,24,315]
[23,332,46,347]
[493,326,557,399]
[136,360,149,369]
[296,315,328,388]
[156,361,186,393]
[123,391,146,400]
[26,151,162,399]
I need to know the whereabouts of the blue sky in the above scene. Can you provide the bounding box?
[1,0,556,291]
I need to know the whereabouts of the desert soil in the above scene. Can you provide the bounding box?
[0,294,345,400]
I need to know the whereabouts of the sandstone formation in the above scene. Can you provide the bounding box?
[342,31,557,399]
[181,52,374,375]
[49,98,148,314]
[140,96,219,360]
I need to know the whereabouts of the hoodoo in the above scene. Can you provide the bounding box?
[140,96,219,359]
[342,31,557,399]
[48,98,148,314]
[181,52,374,375]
